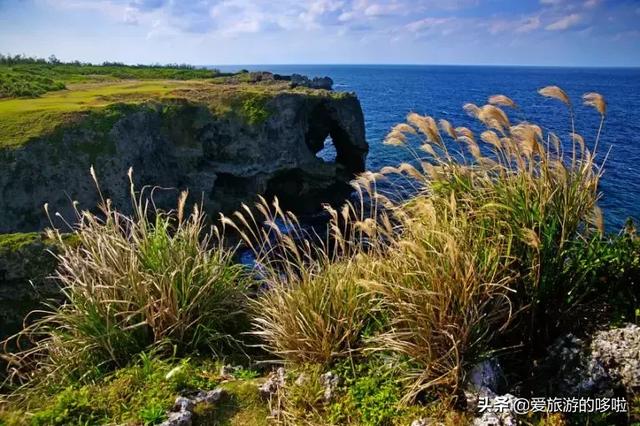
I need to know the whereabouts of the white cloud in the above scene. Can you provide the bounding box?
[545,13,581,30]
[405,17,450,33]
[485,15,541,35]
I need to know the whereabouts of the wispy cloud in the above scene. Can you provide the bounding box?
[546,13,582,30]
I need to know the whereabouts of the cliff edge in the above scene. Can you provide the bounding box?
[0,73,367,232]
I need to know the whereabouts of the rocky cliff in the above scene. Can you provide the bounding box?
[0,80,367,233]
[0,233,61,344]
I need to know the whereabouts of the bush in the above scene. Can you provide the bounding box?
[5,173,251,386]
[328,362,405,426]
[561,224,640,323]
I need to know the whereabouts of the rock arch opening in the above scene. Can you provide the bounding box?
[304,101,366,175]
[316,135,338,163]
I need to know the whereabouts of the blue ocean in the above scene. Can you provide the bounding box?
[216,65,640,232]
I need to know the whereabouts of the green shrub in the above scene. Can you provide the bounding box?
[562,224,640,322]
[30,386,105,426]
[0,59,219,99]
[329,362,404,426]
[139,402,166,425]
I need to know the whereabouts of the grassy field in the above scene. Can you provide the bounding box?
[0,80,197,147]
[0,61,218,98]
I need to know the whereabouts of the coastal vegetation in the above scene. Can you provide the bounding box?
[1,84,639,425]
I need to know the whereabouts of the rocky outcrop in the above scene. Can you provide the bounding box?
[0,88,367,233]
[534,324,640,398]
[462,325,640,425]
[161,388,228,426]
[290,74,334,90]
[0,233,62,384]
[0,233,60,342]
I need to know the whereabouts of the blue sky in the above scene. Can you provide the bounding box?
[0,0,639,66]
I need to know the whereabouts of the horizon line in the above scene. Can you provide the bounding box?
[200,63,640,69]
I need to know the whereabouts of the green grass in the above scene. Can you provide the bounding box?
[193,380,270,426]
[0,59,353,147]
[0,233,42,252]
[0,356,225,426]
[0,80,193,147]
[0,62,218,98]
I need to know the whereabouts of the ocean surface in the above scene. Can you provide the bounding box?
[215,65,640,232]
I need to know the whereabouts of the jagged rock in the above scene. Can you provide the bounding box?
[310,77,334,90]
[160,410,193,426]
[163,387,226,426]
[536,324,640,397]
[259,367,286,399]
[290,74,334,90]
[465,359,503,412]
[0,233,61,349]
[172,396,195,413]
[320,371,340,402]
[194,388,227,405]
[468,359,502,393]
[248,71,275,82]
[590,324,640,391]
[466,360,517,425]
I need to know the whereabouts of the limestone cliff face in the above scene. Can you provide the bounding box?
[0,234,60,344]
[0,91,367,233]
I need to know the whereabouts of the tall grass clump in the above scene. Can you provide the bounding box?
[224,196,379,365]
[4,169,250,387]
[232,87,607,402]
[370,88,604,398]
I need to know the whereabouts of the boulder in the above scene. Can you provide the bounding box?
[465,359,518,426]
